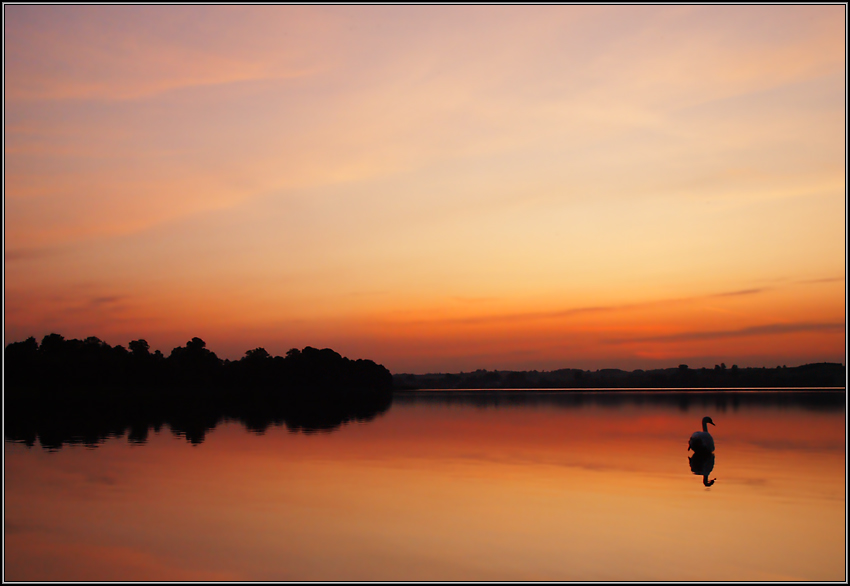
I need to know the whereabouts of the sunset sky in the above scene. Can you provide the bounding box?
[4,5,846,373]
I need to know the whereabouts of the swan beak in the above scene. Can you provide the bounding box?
[709,420,715,426]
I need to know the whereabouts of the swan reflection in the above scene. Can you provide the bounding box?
[689,451,716,487]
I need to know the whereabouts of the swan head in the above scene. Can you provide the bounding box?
[703,416,715,427]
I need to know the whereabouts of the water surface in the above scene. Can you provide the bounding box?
[4,390,846,580]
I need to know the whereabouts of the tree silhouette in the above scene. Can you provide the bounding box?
[244,347,271,361]
[129,339,150,356]
[4,333,395,449]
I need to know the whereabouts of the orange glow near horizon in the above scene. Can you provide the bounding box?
[3,5,846,372]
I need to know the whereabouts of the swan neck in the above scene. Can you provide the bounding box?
[702,421,708,432]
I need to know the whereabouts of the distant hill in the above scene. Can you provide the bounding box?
[393,363,846,390]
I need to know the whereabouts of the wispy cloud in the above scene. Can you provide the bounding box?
[798,276,845,285]
[706,288,765,298]
[4,6,324,103]
[451,296,499,304]
[605,322,845,344]
[407,288,769,326]
[4,247,62,262]
[89,296,126,307]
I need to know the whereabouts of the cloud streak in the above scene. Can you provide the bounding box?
[798,276,845,285]
[404,288,769,327]
[605,322,845,345]
[4,248,60,262]
[89,296,127,307]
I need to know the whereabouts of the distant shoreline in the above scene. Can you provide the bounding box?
[396,387,846,392]
[392,363,846,390]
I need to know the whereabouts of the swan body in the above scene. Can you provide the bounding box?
[688,416,715,453]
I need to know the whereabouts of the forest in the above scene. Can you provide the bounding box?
[4,334,392,393]
[4,334,394,448]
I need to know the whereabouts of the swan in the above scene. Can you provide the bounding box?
[688,416,715,453]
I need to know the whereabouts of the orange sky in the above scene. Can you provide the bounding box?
[3,5,846,372]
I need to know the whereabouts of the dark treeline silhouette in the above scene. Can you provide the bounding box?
[5,334,392,393]
[4,334,393,450]
[393,362,846,390]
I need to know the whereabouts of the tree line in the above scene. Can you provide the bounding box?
[4,333,392,394]
[4,334,394,449]
[393,362,846,389]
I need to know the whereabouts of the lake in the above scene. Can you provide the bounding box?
[4,390,846,581]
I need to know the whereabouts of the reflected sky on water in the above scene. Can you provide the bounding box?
[4,390,846,581]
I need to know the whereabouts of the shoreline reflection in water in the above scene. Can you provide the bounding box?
[4,389,845,581]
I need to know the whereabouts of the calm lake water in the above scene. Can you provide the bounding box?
[4,390,846,581]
